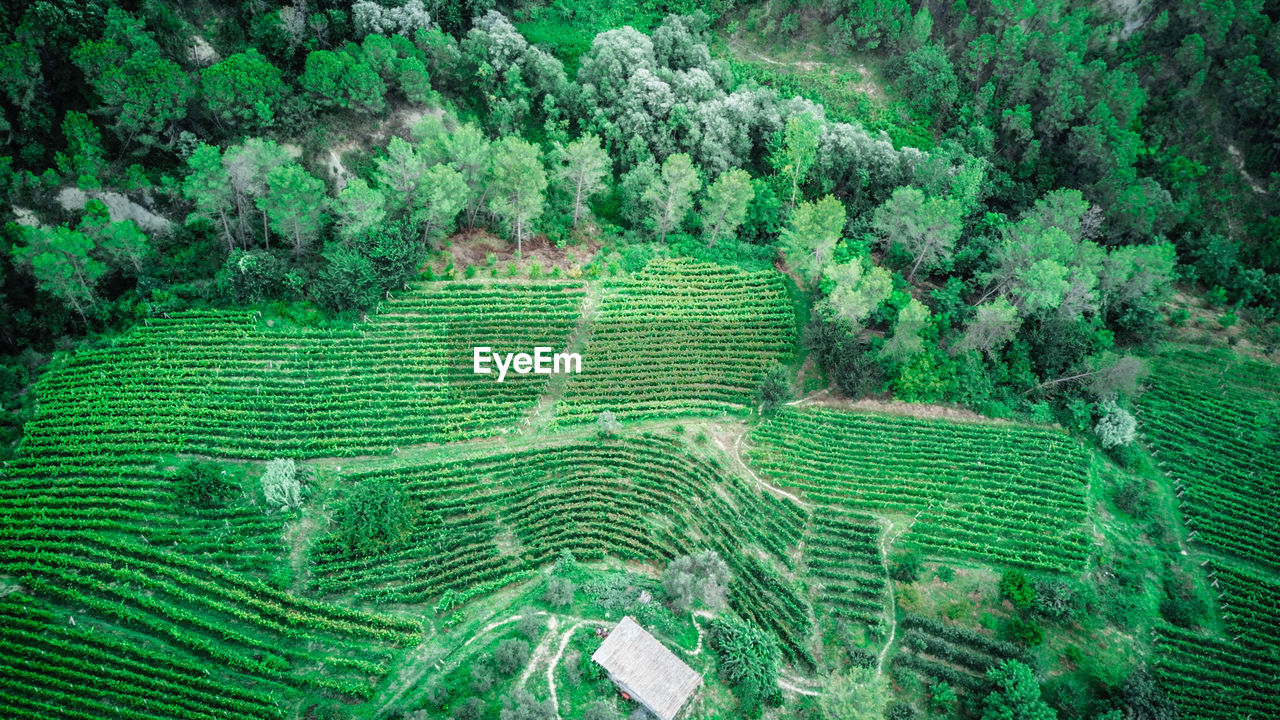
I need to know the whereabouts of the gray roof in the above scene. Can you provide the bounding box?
[591,616,702,720]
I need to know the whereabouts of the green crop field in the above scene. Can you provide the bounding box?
[556,258,797,423]
[1137,349,1280,570]
[2,0,1278,716]
[22,282,585,459]
[749,408,1092,571]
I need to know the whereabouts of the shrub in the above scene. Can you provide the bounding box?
[935,565,955,583]
[452,698,485,720]
[261,458,300,510]
[929,681,957,712]
[708,615,781,712]
[543,576,575,608]
[757,363,794,410]
[517,610,542,640]
[999,570,1035,610]
[500,689,554,720]
[1114,479,1153,518]
[1095,402,1137,449]
[1033,579,1083,622]
[890,551,922,583]
[336,477,416,556]
[661,550,731,613]
[495,638,531,676]
[1007,617,1043,647]
[596,410,621,438]
[1169,308,1189,326]
[175,461,237,506]
[581,701,621,720]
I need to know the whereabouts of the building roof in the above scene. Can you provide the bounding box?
[591,616,702,720]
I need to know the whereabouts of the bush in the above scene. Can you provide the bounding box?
[1169,308,1189,326]
[708,615,781,712]
[581,701,621,720]
[517,610,542,640]
[999,569,1035,610]
[886,702,917,720]
[261,458,300,510]
[929,681,957,712]
[175,461,237,506]
[1095,402,1137,449]
[336,477,416,556]
[596,410,621,438]
[543,576,575,608]
[1033,579,1084,622]
[495,638,531,676]
[890,551,922,582]
[935,565,955,583]
[756,363,794,410]
[661,550,731,613]
[500,689,554,720]
[470,660,496,693]
[452,698,486,720]
[1007,617,1043,647]
[1114,479,1153,518]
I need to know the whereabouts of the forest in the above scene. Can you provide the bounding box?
[0,0,1278,719]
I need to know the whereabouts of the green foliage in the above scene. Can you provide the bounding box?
[980,659,1055,720]
[542,576,575,608]
[819,667,890,720]
[174,462,238,507]
[701,168,755,246]
[1000,570,1036,611]
[661,550,730,613]
[336,477,416,557]
[488,136,547,252]
[890,551,921,582]
[781,195,846,285]
[494,638,531,676]
[202,50,287,131]
[756,363,794,411]
[1007,617,1043,648]
[12,225,106,320]
[708,615,782,712]
[643,153,702,242]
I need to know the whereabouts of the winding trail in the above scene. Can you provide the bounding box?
[725,430,814,508]
[519,615,561,686]
[874,517,898,676]
[545,618,611,718]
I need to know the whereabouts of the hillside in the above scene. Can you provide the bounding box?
[0,1,1278,719]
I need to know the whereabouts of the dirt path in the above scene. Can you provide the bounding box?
[523,283,602,433]
[778,675,822,697]
[717,427,814,508]
[874,516,898,677]
[519,615,561,686]
[545,618,611,718]
[684,610,715,657]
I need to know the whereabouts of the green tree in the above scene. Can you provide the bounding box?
[980,660,1056,720]
[955,298,1022,356]
[336,477,415,556]
[334,178,387,240]
[774,112,822,207]
[257,163,327,257]
[554,134,611,230]
[662,550,731,613]
[201,49,287,131]
[708,615,780,712]
[701,168,755,246]
[488,137,547,254]
[12,226,105,321]
[398,55,434,104]
[301,49,386,114]
[881,298,931,362]
[374,136,428,217]
[872,186,963,282]
[183,143,239,250]
[781,195,846,285]
[71,8,192,149]
[55,111,106,183]
[819,258,893,329]
[820,667,890,720]
[495,638,531,676]
[80,209,150,275]
[643,153,702,242]
[413,165,468,244]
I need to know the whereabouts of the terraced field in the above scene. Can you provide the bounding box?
[1137,349,1280,570]
[750,408,1091,571]
[802,508,887,629]
[309,433,818,665]
[22,281,586,459]
[556,258,796,423]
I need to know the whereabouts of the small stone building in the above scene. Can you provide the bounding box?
[591,616,703,720]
